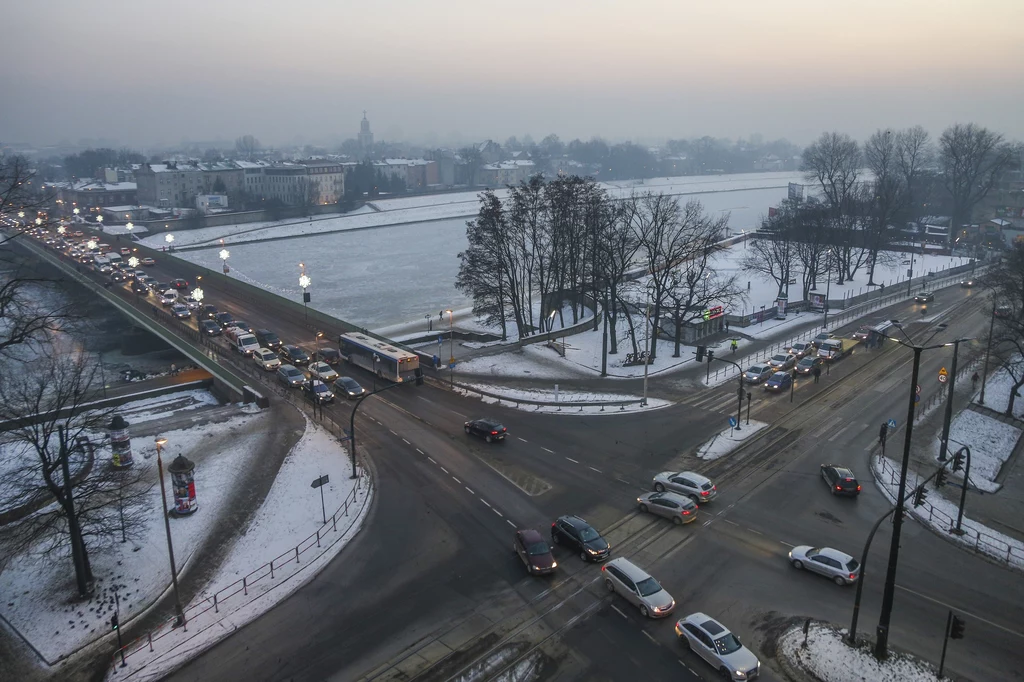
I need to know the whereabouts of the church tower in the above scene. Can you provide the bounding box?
[357,111,374,154]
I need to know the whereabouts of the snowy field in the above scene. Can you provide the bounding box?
[974,365,1024,419]
[458,383,671,414]
[945,409,1020,492]
[696,421,769,460]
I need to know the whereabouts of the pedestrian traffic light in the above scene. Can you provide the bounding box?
[934,468,947,488]
[696,345,706,362]
[912,484,928,507]
[111,614,119,631]
[952,450,965,472]
[706,350,714,363]
[950,615,966,639]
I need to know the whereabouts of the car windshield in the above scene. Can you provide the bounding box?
[772,372,787,380]
[798,358,814,366]
[578,527,600,542]
[342,379,360,389]
[635,577,662,597]
[714,633,742,655]
[287,369,302,378]
[772,355,787,361]
[526,542,549,556]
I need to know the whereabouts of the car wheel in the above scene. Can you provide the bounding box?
[580,550,589,562]
[552,532,560,545]
[605,579,615,592]
[688,495,700,505]
[672,516,682,525]
[639,605,649,618]
[464,425,471,434]
[654,482,665,492]
[486,435,493,443]
[792,559,803,570]
[834,575,846,586]
[638,503,648,513]
[719,667,732,680]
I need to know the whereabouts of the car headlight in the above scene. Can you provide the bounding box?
[586,547,599,555]
[734,671,747,680]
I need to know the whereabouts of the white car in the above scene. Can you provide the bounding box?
[159,290,178,306]
[788,546,860,586]
[308,361,339,382]
[652,471,717,504]
[141,257,156,266]
[675,613,760,681]
[253,348,281,371]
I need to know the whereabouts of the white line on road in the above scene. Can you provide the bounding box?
[416,449,424,455]
[779,541,795,548]
[723,519,739,526]
[703,521,712,527]
[895,585,1024,639]
[465,486,474,495]
[518,437,529,443]
[452,477,461,484]
[588,466,603,473]
[616,477,632,485]
[506,519,517,527]
[480,498,491,508]
[493,509,503,517]
[402,438,410,445]
[827,422,856,443]
[642,630,658,645]
[746,528,763,535]
[427,456,436,464]
[389,429,397,436]
[565,457,579,464]
[611,604,628,619]
[440,466,449,474]
[542,447,555,454]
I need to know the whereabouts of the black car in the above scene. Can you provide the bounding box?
[464,418,507,443]
[281,345,310,365]
[303,379,334,404]
[255,329,282,349]
[215,312,235,328]
[551,515,611,562]
[795,356,824,375]
[201,304,218,320]
[200,320,222,336]
[130,280,150,295]
[170,278,190,290]
[334,376,366,399]
[914,291,934,303]
[821,464,861,497]
[314,348,341,365]
[232,320,255,335]
[960,279,975,288]
[109,270,127,283]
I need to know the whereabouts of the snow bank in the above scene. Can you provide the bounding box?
[697,421,768,460]
[945,409,1020,492]
[458,383,670,414]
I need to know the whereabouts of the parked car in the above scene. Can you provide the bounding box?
[253,348,281,370]
[334,376,366,399]
[551,515,610,562]
[788,341,812,358]
[513,529,557,575]
[140,257,156,266]
[743,364,773,384]
[464,418,507,442]
[811,332,834,348]
[602,557,675,618]
[820,464,861,496]
[303,378,334,404]
[795,356,823,375]
[675,613,761,681]
[768,353,796,370]
[277,364,305,387]
[255,329,282,350]
[308,361,339,382]
[851,326,872,341]
[764,371,793,392]
[170,278,189,290]
[652,471,717,504]
[215,312,235,328]
[637,491,698,525]
[200,320,222,336]
[789,546,861,586]
[170,303,191,320]
[914,291,934,303]
[280,345,309,365]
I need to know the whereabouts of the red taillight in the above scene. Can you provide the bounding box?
[857,485,862,491]
[682,510,690,515]
[601,565,606,572]
[491,431,498,435]
[849,573,856,580]
[701,490,710,496]
[552,522,556,528]
[836,485,842,490]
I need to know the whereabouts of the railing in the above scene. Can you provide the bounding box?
[875,456,1023,569]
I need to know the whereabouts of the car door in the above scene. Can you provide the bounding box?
[652,498,678,520]
[562,522,582,549]
[514,533,528,566]
[686,625,719,667]
[822,467,835,486]
[606,565,637,606]
[670,476,695,496]
[808,553,833,577]
[821,556,842,579]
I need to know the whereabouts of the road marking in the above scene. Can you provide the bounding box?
[427,456,436,464]
[402,438,410,445]
[542,447,555,454]
[611,604,628,619]
[616,477,632,485]
[746,528,763,535]
[389,429,397,436]
[518,437,529,443]
[779,541,795,548]
[480,498,491,508]
[588,466,603,473]
[642,630,658,645]
[493,509,503,518]
[895,585,1024,639]
[723,519,739,526]
[827,422,857,443]
[452,477,461,484]
[703,520,712,527]
[506,519,517,528]
[465,486,474,494]
[565,457,579,464]
[416,448,424,455]
[440,466,449,474]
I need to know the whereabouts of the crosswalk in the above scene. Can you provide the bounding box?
[683,388,748,413]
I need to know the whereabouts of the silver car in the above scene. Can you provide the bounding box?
[675,612,761,681]
[788,342,811,358]
[743,364,772,384]
[653,471,718,504]
[637,491,698,525]
[788,546,860,586]
[601,558,675,618]
[768,353,796,370]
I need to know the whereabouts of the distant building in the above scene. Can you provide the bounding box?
[135,162,204,207]
[297,160,346,203]
[261,164,311,205]
[478,160,537,187]
[357,111,374,154]
[196,194,229,214]
[54,180,138,210]
[753,154,784,172]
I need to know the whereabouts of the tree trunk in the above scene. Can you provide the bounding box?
[672,304,683,357]
[1007,376,1024,417]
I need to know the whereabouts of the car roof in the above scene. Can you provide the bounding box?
[606,557,651,582]
[748,364,768,372]
[518,528,545,544]
[649,491,694,507]
[816,546,854,562]
[684,612,730,636]
[674,471,711,484]
[798,356,817,363]
[558,514,592,530]
[279,364,297,372]
[256,328,274,335]
[771,353,789,359]
[770,371,789,379]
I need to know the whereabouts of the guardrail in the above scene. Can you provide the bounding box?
[875,456,1023,569]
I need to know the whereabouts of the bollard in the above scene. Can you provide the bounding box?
[295,546,300,564]
[243,576,248,595]
[148,632,154,652]
[316,528,321,548]
[333,513,337,532]
[213,593,219,613]
[270,560,275,580]
[344,499,349,517]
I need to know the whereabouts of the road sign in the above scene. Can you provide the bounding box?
[915,393,921,403]
[916,385,922,395]
[887,419,897,428]
[729,417,737,428]
[438,336,443,346]
[938,367,948,384]
[310,474,329,489]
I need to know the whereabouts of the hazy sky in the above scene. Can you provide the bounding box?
[4,0,1023,150]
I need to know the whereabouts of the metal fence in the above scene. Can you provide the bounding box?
[438,375,643,411]
[875,456,1023,569]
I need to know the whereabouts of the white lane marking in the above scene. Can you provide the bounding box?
[481,498,492,508]
[611,604,628,619]
[518,437,529,443]
[747,528,763,536]
[616,477,632,485]
[588,466,603,473]
[702,521,712,527]
[416,448,424,455]
[895,585,1024,638]
[389,429,397,436]
[642,630,658,645]
[779,541,795,548]
[506,519,517,528]
[440,466,449,474]
[427,456,436,464]
[465,486,474,495]
[402,438,410,445]
[827,422,856,443]
[452,477,461,484]
[542,447,555,454]
[723,519,739,526]
[493,509,503,518]
[565,457,580,464]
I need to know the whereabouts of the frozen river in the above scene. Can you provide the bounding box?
[174,176,802,330]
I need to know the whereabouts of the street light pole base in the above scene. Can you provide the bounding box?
[172,616,185,629]
[949,526,965,536]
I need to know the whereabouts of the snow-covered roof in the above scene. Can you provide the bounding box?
[57,180,137,192]
[483,160,537,170]
[990,218,1012,227]
[235,160,269,169]
[104,205,143,212]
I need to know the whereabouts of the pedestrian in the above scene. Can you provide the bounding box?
[730,339,738,354]
[170,363,177,375]
[972,371,980,390]
[812,365,821,384]
[439,310,443,321]
[725,319,730,332]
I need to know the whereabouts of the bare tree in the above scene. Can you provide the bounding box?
[457,191,510,340]
[594,202,637,356]
[939,123,1015,234]
[744,211,798,298]
[459,146,484,188]
[984,242,1024,416]
[296,177,320,212]
[235,135,261,161]
[862,130,908,284]
[895,125,932,222]
[802,132,861,213]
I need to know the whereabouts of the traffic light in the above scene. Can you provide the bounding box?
[912,484,928,507]
[950,615,966,639]
[707,350,714,363]
[111,614,119,631]
[952,450,965,472]
[935,468,947,488]
[696,346,706,362]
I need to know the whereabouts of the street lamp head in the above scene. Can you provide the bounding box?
[316,331,324,338]
[96,215,103,222]
[191,288,204,302]
[128,256,139,268]
[445,309,452,314]
[35,217,42,225]
[73,208,80,215]
[155,437,167,447]
[18,211,25,218]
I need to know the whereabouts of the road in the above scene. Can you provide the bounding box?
[28,233,1024,681]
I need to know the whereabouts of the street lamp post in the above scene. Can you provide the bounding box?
[823,248,835,329]
[445,309,454,388]
[299,264,311,324]
[979,302,997,406]
[938,338,971,461]
[316,331,323,361]
[154,438,185,628]
[219,247,230,274]
[348,383,400,479]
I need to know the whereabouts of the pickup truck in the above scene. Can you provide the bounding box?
[817,338,858,362]
[235,333,260,356]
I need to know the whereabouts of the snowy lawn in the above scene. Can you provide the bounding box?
[975,364,1024,419]
[0,409,271,664]
[458,383,671,414]
[697,421,769,460]
[106,416,371,681]
[778,620,950,682]
[943,409,1020,492]
[872,455,1024,571]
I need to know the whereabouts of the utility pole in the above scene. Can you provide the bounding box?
[938,339,964,461]
[979,303,996,406]
[642,297,651,407]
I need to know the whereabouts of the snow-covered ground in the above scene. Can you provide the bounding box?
[778,620,950,682]
[107,416,370,680]
[975,364,1024,419]
[944,409,1020,492]
[696,421,769,460]
[458,383,671,414]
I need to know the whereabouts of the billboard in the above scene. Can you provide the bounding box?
[788,183,804,202]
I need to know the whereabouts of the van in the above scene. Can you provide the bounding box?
[236,333,260,356]
[601,558,675,618]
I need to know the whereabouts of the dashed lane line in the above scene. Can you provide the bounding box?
[565,457,580,464]
[642,630,658,645]
[611,605,628,620]
[481,498,492,508]
[493,509,503,518]
[723,519,739,526]
[518,437,529,443]
[402,438,410,445]
[588,466,603,474]
[452,477,461,484]
[779,541,795,548]
[506,519,517,528]
[440,466,449,474]
[746,528,763,535]
[416,448,424,455]
[542,447,555,454]
[616,477,633,485]
[427,456,436,464]
[465,486,474,495]
[389,429,398,436]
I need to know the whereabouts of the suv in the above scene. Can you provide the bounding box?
[743,364,772,384]
[513,529,557,575]
[675,613,760,681]
[637,491,698,525]
[255,329,282,350]
[820,464,861,496]
[551,515,610,562]
[601,557,675,618]
[652,471,717,504]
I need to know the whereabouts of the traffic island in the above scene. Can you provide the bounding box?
[775,620,952,682]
